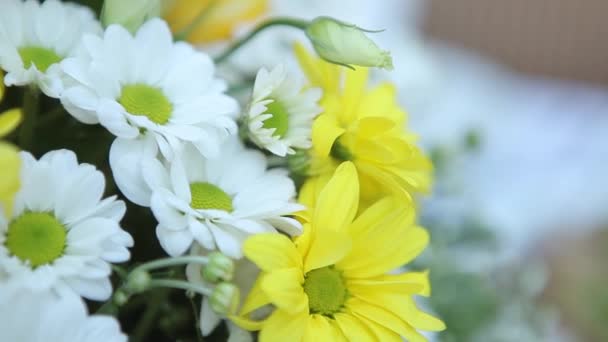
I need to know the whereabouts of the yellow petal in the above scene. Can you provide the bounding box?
[0,142,20,217]
[229,314,264,331]
[303,314,346,342]
[348,270,431,297]
[261,267,307,314]
[311,113,345,157]
[303,225,351,273]
[243,233,302,272]
[313,162,359,233]
[357,82,404,124]
[294,43,340,92]
[353,314,403,342]
[349,298,428,342]
[339,226,429,279]
[164,0,269,43]
[356,116,396,137]
[334,313,376,341]
[239,275,270,316]
[339,67,369,124]
[259,309,308,342]
[0,109,23,138]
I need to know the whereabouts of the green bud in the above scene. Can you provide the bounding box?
[125,269,152,293]
[305,16,393,70]
[101,0,163,33]
[210,282,240,315]
[201,252,235,283]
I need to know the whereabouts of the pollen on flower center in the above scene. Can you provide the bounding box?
[303,266,348,316]
[190,182,234,212]
[263,98,290,138]
[118,84,173,125]
[18,46,62,72]
[5,212,67,267]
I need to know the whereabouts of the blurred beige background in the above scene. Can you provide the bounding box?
[424,0,608,85]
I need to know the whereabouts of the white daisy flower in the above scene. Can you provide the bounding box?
[246,64,321,156]
[0,0,102,97]
[0,149,133,301]
[60,18,239,206]
[143,139,303,258]
[0,286,127,342]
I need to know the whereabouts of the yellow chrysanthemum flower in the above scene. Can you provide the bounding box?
[294,44,432,207]
[231,162,444,341]
[0,71,23,216]
[164,0,268,44]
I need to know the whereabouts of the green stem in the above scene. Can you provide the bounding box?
[215,17,310,64]
[18,86,40,151]
[131,290,168,342]
[133,256,209,273]
[96,299,118,315]
[148,279,213,296]
[174,0,219,41]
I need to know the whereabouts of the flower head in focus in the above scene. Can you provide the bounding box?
[232,162,444,341]
[294,44,432,207]
[0,150,133,301]
[246,64,322,157]
[164,0,269,44]
[60,19,239,206]
[0,71,22,217]
[306,16,393,70]
[0,0,102,97]
[0,285,127,342]
[144,139,303,258]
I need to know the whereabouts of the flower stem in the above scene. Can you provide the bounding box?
[133,256,209,273]
[148,278,213,296]
[18,86,40,151]
[214,17,310,64]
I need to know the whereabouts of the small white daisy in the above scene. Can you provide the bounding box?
[60,18,239,206]
[0,286,127,342]
[0,0,102,97]
[143,139,303,258]
[246,64,321,156]
[0,149,133,301]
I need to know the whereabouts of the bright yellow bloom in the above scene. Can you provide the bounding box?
[164,0,268,44]
[232,162,444,341]
[294,44,432,207]
[0,71,22,216]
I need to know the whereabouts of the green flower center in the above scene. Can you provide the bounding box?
[5,212,67,267]
[330,137,354,161]
[190,182,233,212]
[303,266,348,317]
[118,84,173,125]
[263,98,290,138]
[18,46,62,72]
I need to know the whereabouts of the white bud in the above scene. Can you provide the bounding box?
[101,0,163,33]
[210,282,239,315]
[306,16,393,70]
[202,252,235,283]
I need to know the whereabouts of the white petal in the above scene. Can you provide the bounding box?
[156,225,193,257]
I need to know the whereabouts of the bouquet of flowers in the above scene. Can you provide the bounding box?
[0,0,445,341]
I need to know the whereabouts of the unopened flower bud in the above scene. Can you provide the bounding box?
[101,0,163,33]
[305,16,393,70]
[202,252,235,283]
[125,269,151,293]
[210,282,240,315]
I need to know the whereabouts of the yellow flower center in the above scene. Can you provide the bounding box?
[5,212,67,267]
[190,182,233,212]
[330,137,353,161]
[303,266,348,316]
[263,99,290,138]
[118,84,173,125]
[18,46,62,72]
